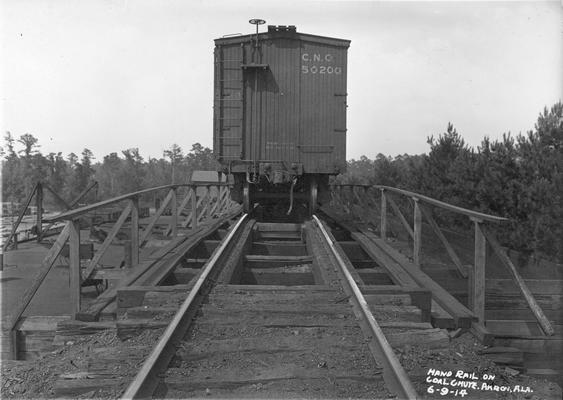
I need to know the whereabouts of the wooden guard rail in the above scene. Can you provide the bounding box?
[4,182,235,344]
[2,181,99,254]
[331,184,555,336]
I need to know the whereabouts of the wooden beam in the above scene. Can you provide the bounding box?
[68,180,98,208]
[472,220,486,324]
[77,207,241,321]
[3,182,38,251]
[43,183,71,209]
[386,195,414,240]
[130,197,139,266]
[351,234,418,287]
[140,189,173,245]
[244,254,313,268]
[372,185,507,223]
[7,223,70,331]
[359,227,477,327]
[176,190,192,217]
[471,322,494,346]
[44,183,185,223]
[216,185,224,215]
[420,204,468,278]
[180,192,207,228]
[380,189,387,240]
[82,203,132,281]
[216,220,255,284]
[413,198,422,267]
[197,187,211,223]
[169,188,178,237]
[191,186,198,229]
[35,182,43,241]
[38,182,95,241]
[69,220,82,317]
[221,186,230,213]
[482,226,555,336]
[209,186,221,217]
[163,189,192,236]
[215,187,226,215]
[467,263,474,311]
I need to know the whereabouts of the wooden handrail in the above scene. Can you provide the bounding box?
[482,226,554,336]
[43,182,229,223]
[332,184,507,223]
[332,183,553,338]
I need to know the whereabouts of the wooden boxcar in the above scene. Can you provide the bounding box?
[213,24,350,214]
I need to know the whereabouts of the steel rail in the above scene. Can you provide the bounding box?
[312,215,418,400]
[121,213,248,399]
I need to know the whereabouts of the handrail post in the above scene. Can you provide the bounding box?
[471,218,486,323]
[216,185,223,216]
[170,188,178,237]
[413,198,422,267]
[130,196,139,266]
[380,188,387,240]
[69,219,81,318]
[191,185,197,229]
[205,185,211,220]
[36,182,43,241]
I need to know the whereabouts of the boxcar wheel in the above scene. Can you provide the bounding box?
[243,181,250,213]
[309,178,318,216]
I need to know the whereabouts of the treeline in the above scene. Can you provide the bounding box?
[335,102,563,262]
[2,103,561,261]
[1,137,217,209]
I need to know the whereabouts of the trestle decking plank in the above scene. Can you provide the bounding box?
[430,300,456,329]
[244,254,313,268]
[163,369,381,393]
[385,328,450,349]
[241,271,315,286]
[213,284,334,292]
[174,335,365,361]
[350,232,418,288]
[364,230,476,328]
[486,279,563,295]
[363,294,412,306]
[117,284,193,309]
[54,377,124,396]
[251,242,307,256]
[124,306,178,319]
[486,320,563,336]
[216,220,255,284]
[79,211,239,321]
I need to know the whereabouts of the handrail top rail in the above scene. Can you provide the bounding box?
[332,183,508,223]
[44,182,229,223]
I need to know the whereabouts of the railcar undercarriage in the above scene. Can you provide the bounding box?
[229,172,330,219]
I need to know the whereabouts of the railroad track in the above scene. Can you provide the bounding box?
[115,213,445,399]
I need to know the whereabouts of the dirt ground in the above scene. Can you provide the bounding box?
[1,328,163,398]
[1,324,561,399]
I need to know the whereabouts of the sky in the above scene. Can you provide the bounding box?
[1,1,561,162]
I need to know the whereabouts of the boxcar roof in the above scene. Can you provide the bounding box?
[215,30,350,48]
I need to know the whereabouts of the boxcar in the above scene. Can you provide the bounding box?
[213,24,350,215]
